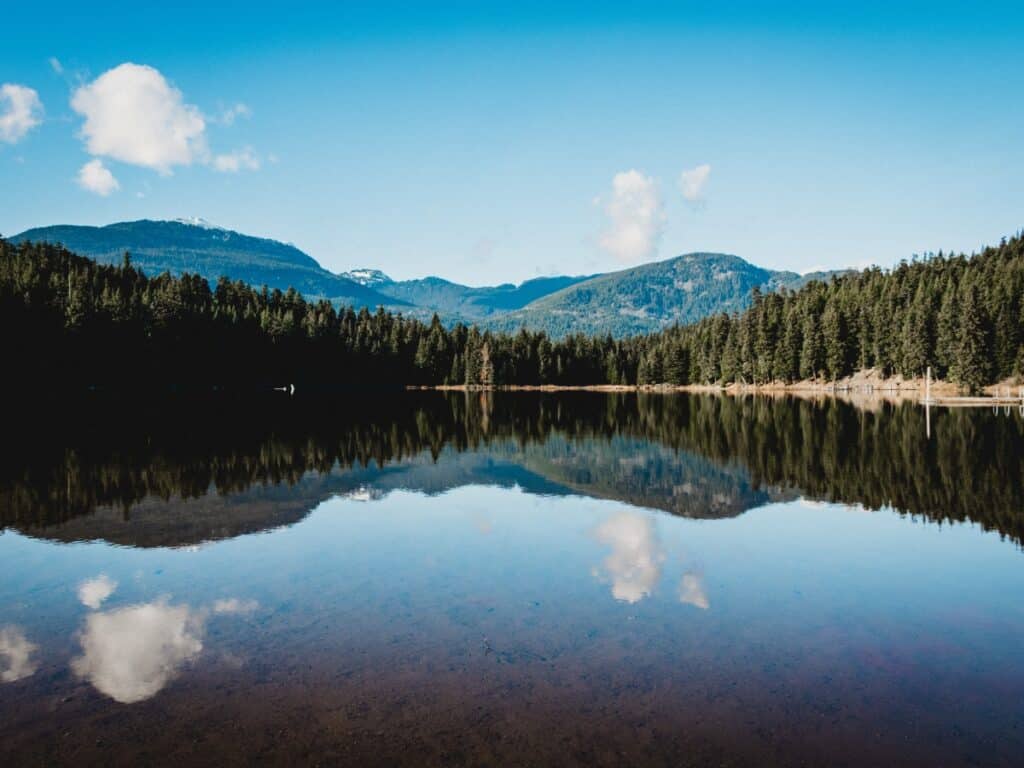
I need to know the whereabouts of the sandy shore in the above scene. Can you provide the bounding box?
[410,368,1024,404]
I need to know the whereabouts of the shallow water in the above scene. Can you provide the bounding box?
[2,393,1023,766]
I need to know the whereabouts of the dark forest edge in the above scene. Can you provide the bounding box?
[1,231,1022,392]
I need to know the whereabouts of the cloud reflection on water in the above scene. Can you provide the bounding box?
[72,599,205,703]
[71,590,258,704]
[212,598,259,615]
[77,574,118,609]
[678,572,709,610]
[593,512,665,603]
[0,625,38,682]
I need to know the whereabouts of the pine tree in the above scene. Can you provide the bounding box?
[821,304,847,380]
[799,313,823,380]
[665,344,688,385]
[478,341,494,386]
[935,278,958,378]
[900,284,931,377]
[952,282,992,394]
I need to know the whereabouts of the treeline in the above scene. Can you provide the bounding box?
[2,232,1023,391]
[0,238,633,389]
[642,234,1024,392]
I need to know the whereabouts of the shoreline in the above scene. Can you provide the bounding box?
[411,370,1024,405]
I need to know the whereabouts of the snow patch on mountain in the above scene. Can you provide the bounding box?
[341,268,392,286]
[172,217,226,231]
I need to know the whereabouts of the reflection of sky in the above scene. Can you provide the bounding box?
[1,486,1024,713]
[77,574,117,609]
[73,600,206,703]
[71,591,260,704]
[593,512,665,603]
[678,573,709,610]
[0,625,38,682]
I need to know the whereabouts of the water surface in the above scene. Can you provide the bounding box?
[2,393,1022,766]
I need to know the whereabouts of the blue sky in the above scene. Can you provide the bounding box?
[2,1,1022,284]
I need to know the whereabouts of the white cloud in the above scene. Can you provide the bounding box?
[593,512,665,603]
[77,159,120,196]
[679,163,711,205]
[216,102,251,125]
[212,146,260,173]
[0,84,43,144]
[71,63,207,174]
[598,170,665,264]
[678,572,709,609]
[0,625,39,683]
[78,574,118,609]
[49,57,64,75]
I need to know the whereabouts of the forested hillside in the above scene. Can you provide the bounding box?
[14,219,839,336]
[641,235,1024,392]
[10,219,400,308]
[368,273,593,322]
[1,232,1021,392]
[488,252,841,336]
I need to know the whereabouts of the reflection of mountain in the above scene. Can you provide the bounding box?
[6,436,781,548]
[9,449,579,548]
[14,479,323,548]
[511,436,789,519]
[4,391,1024,548]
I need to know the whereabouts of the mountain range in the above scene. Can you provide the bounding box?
[10,218,842,337]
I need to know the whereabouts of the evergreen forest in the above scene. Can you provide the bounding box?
[2,232,1022,392]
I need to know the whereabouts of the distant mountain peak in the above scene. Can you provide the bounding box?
[341,268,393,286]
[9,219,406,308]
[171,217,226,231]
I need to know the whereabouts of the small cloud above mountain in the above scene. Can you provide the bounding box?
[598,170,666,264]
[213,147,260,173]
[679,163,711,206]
[69,63,262,184]
[215,103,252,126]
[0,83,43,144]
[72,63,207,174]
[77,159,119,196]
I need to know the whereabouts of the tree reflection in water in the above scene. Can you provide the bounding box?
[3,391,1023,546]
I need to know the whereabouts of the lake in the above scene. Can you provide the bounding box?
[1,392,1023,766]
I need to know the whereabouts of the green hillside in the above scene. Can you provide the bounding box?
[375,274,592,320]
[488,253,838,337]
[11,219,401,308]
[11,219,844,337]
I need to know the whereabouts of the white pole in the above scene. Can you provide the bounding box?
[925,366,931,405]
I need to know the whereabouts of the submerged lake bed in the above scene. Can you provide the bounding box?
[1,393,1023,766]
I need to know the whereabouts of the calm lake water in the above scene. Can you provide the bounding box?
[2,392,1023,767]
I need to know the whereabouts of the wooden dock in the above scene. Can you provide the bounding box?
[922,367,1024,408]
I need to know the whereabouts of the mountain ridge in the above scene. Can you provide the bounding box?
[11,219,402,308]
[486,252,831,336]
[11,219,845,337]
